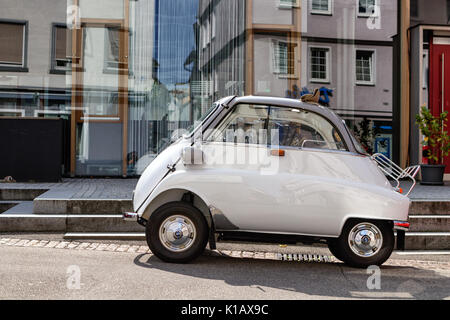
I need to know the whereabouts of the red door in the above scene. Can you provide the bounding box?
[429,41,450,173]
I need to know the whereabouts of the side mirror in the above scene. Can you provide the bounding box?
[181,145,204,165]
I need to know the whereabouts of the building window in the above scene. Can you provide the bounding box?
[0,20,27,71]
[311,0,332,15]
[279,0,300,9]
[356,50,375,85]
[310,47,330,82]
[104,26,121,71]
[51,24,72,73]
[358,0,377,17]
[211,11,216,39]
[272,40,295,75]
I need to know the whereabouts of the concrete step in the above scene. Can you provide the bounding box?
[409,215,450,232]
[0,211,143,233]
[404,232,450,250]
[33,198,133,214]
[409,200,450,215]
[64,232,145,240]
[0,188,47,201]
[0,201,22,213]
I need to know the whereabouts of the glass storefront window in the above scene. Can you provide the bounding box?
[0,0,402,176]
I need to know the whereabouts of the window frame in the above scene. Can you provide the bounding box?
[278,0,300,9]
[357,0,379,18]
[355,48,376,86]
[0,19,28,72]
[310,0,333,16]
[50,23,71,74]
[309,45,331,84]
[204,103,349,152]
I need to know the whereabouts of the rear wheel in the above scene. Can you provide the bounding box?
[146,202,209,263]
[335,220,394,268]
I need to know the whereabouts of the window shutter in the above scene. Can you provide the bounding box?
[0,23,24,65]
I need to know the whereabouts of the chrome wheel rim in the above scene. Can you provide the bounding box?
[348,222,383,258]
[159,215,196,252]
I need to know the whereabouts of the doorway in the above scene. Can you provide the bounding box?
[429,38,450,173]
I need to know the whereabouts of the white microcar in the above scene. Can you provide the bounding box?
[124,96,418,268]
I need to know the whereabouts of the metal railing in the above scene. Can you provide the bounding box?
[371,153,421,197]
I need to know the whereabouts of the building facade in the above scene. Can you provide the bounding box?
[1,0,424,180]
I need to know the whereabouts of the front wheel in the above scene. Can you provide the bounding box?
[335,220,394,268]
[146,202,209,263]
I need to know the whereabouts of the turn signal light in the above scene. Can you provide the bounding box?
[270,149,285,157]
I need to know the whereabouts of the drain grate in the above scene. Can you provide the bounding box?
[276,253,336,263]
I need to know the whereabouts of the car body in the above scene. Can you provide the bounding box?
[124,96,412,267]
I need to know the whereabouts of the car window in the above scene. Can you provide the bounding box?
[268,107,347,151]
[205,104,269,145]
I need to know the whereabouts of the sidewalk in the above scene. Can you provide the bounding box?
[0,178,138,200]
[1,178,449,201]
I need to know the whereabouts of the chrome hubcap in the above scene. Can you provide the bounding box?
[348,223,383,258]
[159,215,196,252]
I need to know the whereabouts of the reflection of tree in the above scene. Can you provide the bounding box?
[352,119,380,154]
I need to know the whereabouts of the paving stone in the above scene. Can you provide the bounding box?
[55,241,70,249]
[14,239,30,247]
[6,239,21,246]
[137,246,149,253]
[105,244,119,251]
[231,251,242,258]
[115,245,130,252]
[33,240,49,247]
[75,242,91,250]
[23,240,39,247]
[95,244,109,251]
[127,245,140,253]
[67,242,80,249]
[45,241,60,248]
[86,243,100,250]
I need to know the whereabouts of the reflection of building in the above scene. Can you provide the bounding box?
[302,0,397,158]
[2,1,443,179]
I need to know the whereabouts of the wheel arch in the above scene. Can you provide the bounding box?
[338,216,394,237]
[141,188,213,229]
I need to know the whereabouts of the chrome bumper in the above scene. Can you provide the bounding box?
[123,212,138,222]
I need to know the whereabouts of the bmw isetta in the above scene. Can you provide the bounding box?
[124,95,419,268]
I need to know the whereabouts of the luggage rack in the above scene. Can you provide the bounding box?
[371,153,421,197]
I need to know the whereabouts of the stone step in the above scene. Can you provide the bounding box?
[404,232,450,250]
[0,188,47,201]
[409,215,450,232]
[409,200,450,215]
[0,212,143,233]
[33,198,133,214]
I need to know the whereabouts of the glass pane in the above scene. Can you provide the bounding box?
[206,104,269,144]
[268,107,347,150]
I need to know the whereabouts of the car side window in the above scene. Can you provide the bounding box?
[268,107,347,151]
[205,104,269,145]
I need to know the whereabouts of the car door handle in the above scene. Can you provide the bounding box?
[270,149,285,157]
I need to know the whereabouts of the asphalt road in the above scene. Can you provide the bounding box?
[1,242,450,300]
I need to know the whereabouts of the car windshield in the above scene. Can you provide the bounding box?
[185,102,219,137]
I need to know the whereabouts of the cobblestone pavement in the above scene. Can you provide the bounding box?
[2,237,450,271]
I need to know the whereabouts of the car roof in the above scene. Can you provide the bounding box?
[230,95,340,122]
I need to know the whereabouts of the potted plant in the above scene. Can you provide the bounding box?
[415,106,450,185]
